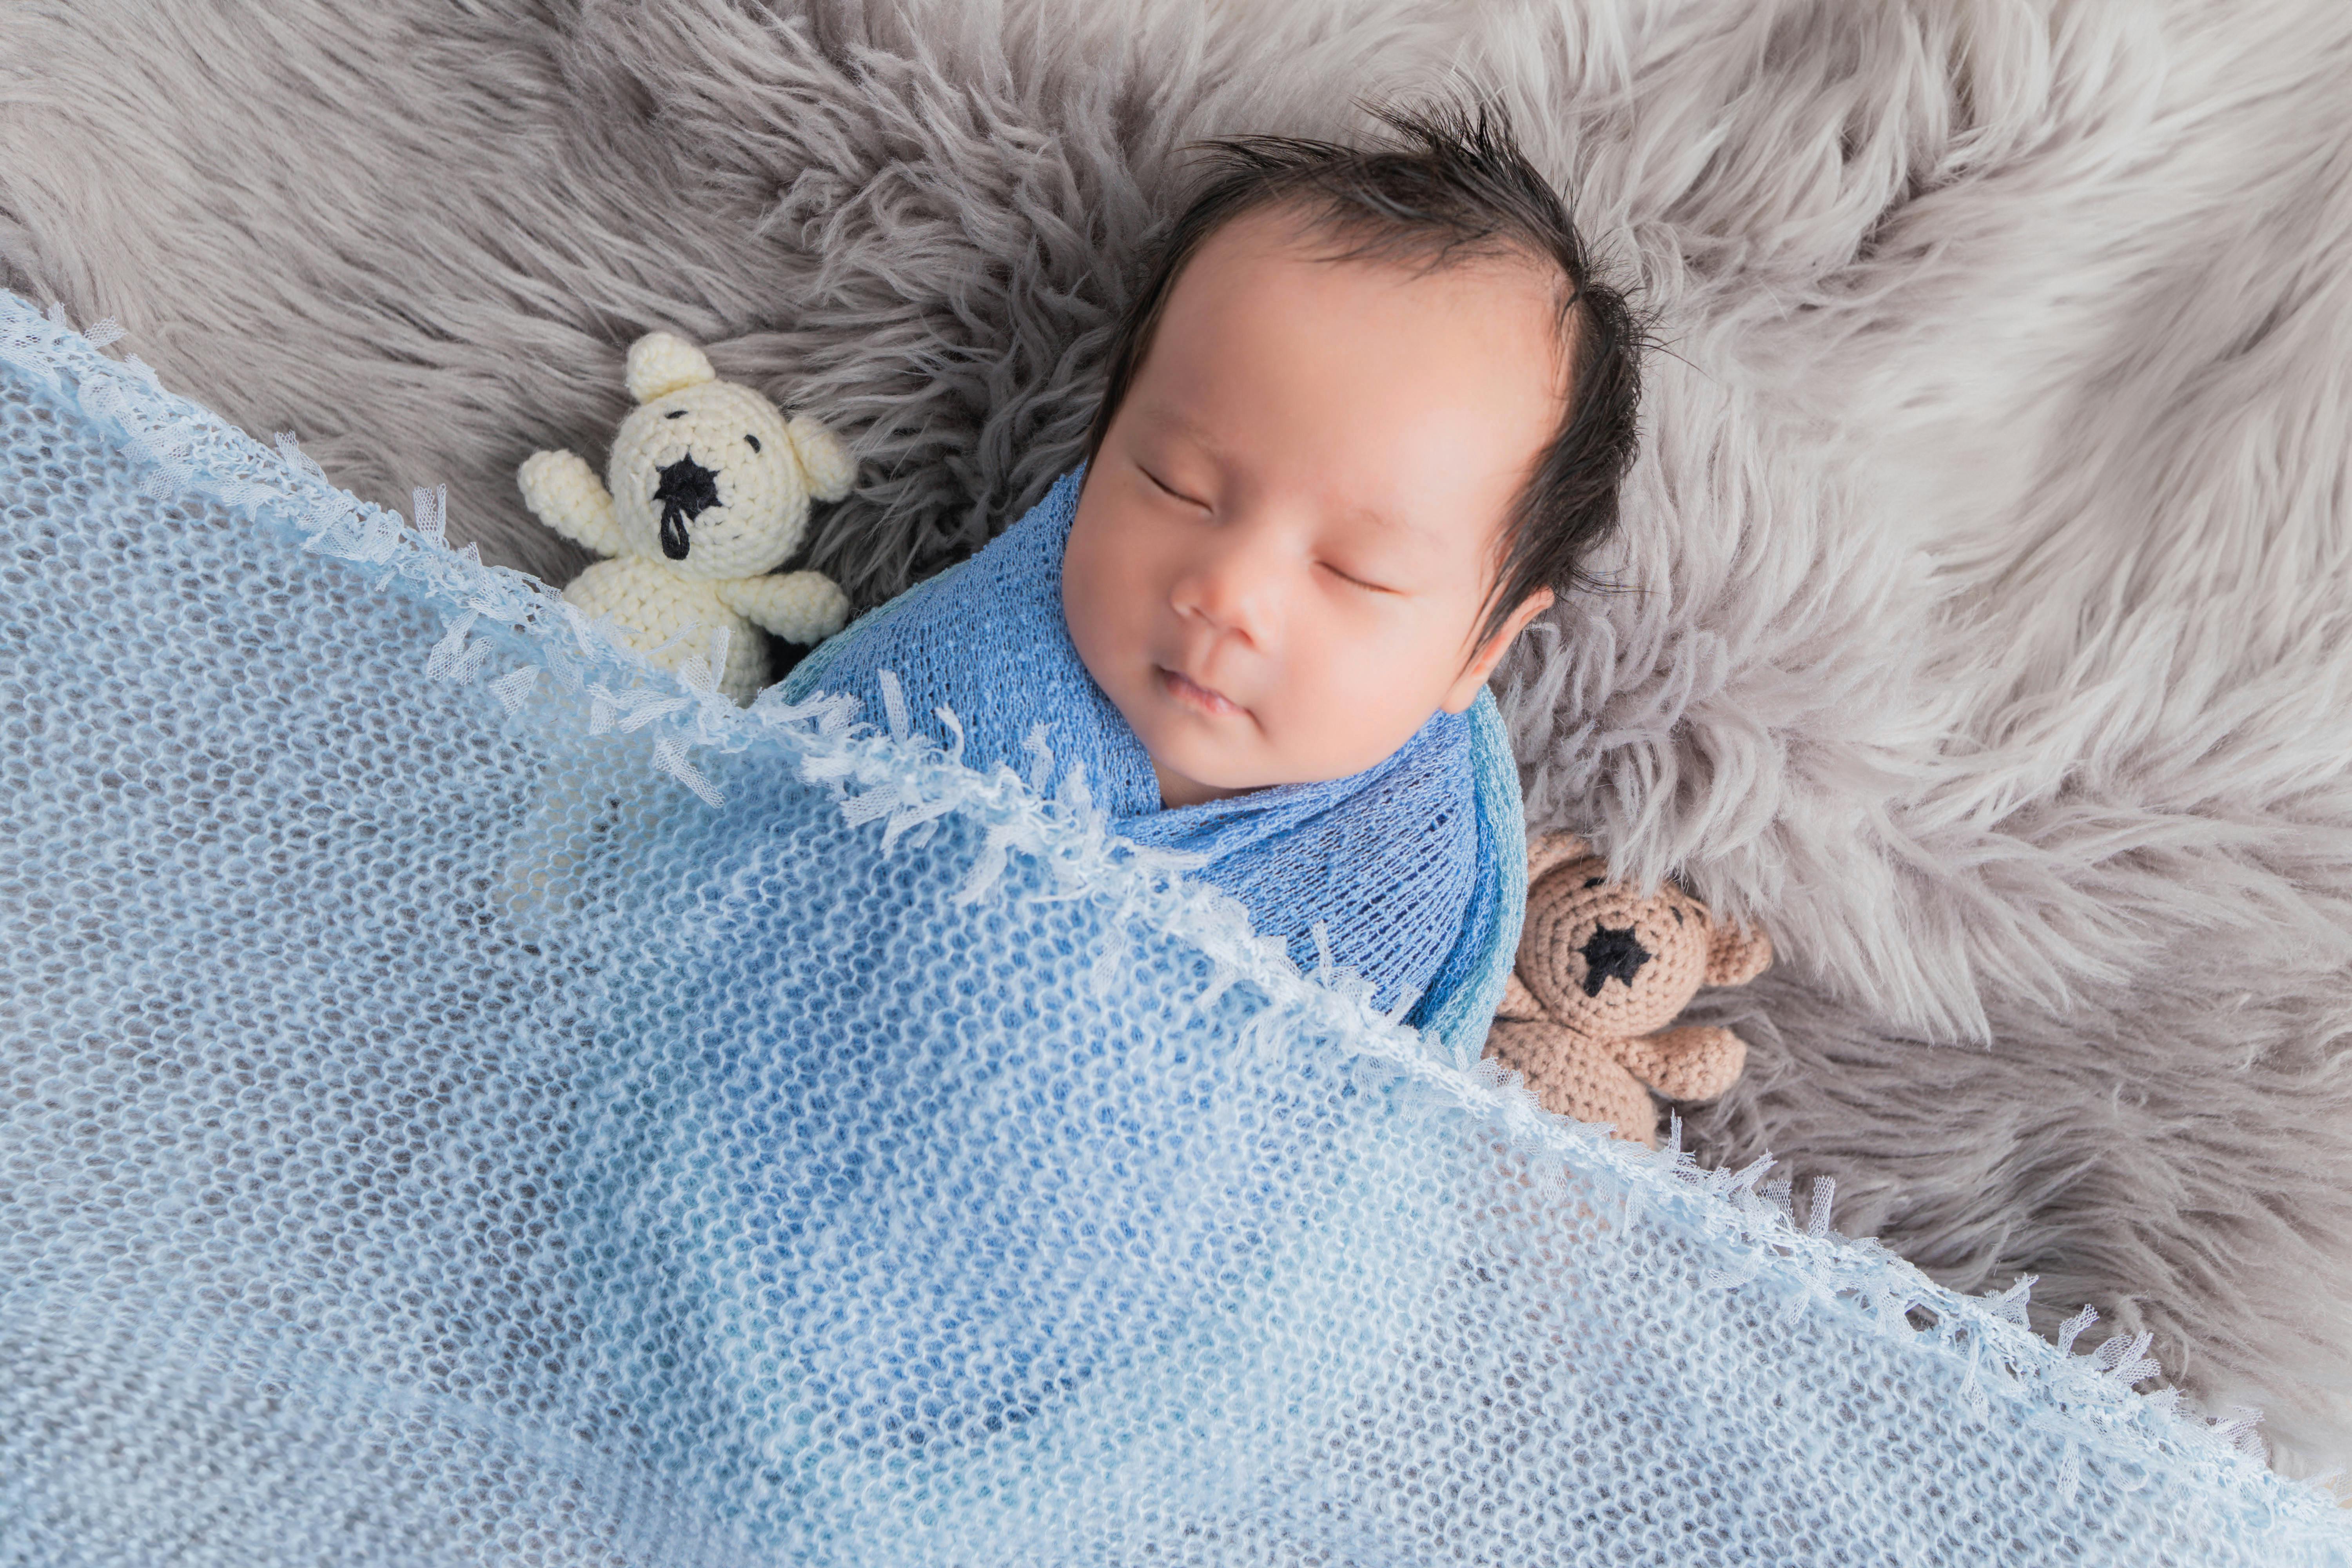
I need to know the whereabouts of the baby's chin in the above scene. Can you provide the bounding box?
[1134,707,1408,799]
[1107,659,1426,795]
[1120,697,1277,800]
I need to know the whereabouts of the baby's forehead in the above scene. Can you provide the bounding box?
[1211,200,1575,332]
[1178,215,1573,408]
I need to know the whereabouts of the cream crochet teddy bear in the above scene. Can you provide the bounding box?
[519,331,854,704]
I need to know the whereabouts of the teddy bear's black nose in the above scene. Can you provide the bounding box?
[1579,924,1652,996]
[653,452,722,560]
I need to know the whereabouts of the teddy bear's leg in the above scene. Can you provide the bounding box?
[715,621,772,706]
[1618,1024,1748,1104]
[1590,1072,1663,1147]
[1487,1020,1663,1147]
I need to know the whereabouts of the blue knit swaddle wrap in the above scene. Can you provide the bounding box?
[4,295,2348,1566]
[778,469,1486,1024]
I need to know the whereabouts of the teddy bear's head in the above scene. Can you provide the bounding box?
[1516,834,1772,1037]
[599,332,855,582]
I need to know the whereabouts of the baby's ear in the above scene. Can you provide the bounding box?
[783,414,856,502]
[1439,585,1556,713]
[1703,919,1773,988]
[625,332,715,403]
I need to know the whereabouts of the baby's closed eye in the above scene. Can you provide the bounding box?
[1141,464,1212,512]
[1319,559,1397,594]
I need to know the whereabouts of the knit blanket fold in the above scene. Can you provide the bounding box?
[3,294,2347,1566]
[775,466,1498,1029]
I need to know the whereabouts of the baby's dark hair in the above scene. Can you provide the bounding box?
[1084,98,1646,648]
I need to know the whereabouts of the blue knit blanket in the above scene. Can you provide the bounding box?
[2,293,2346,1566]
[775,468,1492,1026]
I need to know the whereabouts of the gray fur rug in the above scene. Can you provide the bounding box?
[6,0,2349,1481]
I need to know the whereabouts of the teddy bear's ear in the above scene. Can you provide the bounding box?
[1703,920,1774,987]
[783,414,857,503]
[1524,830,1597,892]
[625,332,716,403]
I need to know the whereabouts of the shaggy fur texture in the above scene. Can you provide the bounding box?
[4,0,2347,1479]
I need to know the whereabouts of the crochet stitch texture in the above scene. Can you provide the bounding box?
[519,331,855,702]
[1489,833,1771,1146]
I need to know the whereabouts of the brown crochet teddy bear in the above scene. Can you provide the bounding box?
[1486,831,1773,1148]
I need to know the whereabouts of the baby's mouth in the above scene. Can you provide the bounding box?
[1156,665,1242,718]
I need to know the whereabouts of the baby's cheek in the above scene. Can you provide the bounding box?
[1272,635,1422,779]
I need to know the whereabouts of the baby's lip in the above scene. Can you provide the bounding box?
[1156,664,1244,718]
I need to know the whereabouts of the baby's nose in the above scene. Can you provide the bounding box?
[1172,533,1280,642]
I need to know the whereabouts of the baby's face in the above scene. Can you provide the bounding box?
[1063,205,1566,808]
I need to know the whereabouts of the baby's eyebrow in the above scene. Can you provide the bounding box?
[1132,399,1228,457]
[1336,499,1440,554]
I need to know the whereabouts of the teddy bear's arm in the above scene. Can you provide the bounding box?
[716,570,851,644]
[1496,968,1547,1021]
[518,449,626,558]
[1486,1017,1660,1147]
[783,415,856,503]
[1615,1024,1747,1103]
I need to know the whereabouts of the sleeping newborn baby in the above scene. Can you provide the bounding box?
[778,104,1642,1024]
